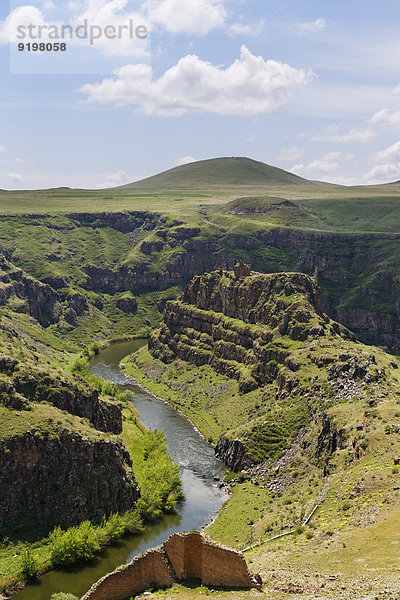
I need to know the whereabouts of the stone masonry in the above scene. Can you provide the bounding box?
[81,531,261,600]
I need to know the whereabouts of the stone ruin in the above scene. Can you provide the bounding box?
[81,530,262,600]
[233,261,252,277]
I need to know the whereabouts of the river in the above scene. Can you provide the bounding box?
[13,339,228,600]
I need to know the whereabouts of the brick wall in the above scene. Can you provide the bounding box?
[80,547,174,600]
[81,531,261,600]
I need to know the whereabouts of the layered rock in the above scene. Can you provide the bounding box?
[0,429,139,529]
[12,366,123,434]
[0,256,61,326]
[149,270,354,393]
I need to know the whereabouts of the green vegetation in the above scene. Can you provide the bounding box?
[20,548,39,581]
[2,158,400,599]
[49,509,144,567]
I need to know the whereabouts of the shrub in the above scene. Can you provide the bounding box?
[51,594,79,600]
[49,521,101,567]
[90,341,100,355]
[305,530,314,539]
[103,513,126,544]
[20,548,38,581]
[138,431,184,521]
[121,390,136,404]
[122,509,144,534]
[342,500,351,511]
[71,358,87,374]
[295,525,304,535]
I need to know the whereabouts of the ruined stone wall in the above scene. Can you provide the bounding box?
[80,547,174,600]
[81,531,260,600]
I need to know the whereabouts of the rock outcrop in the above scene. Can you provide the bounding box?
[0,429,139,529]
[149,270,354,393]
[0,257,61,326]
[146,269,395,471]
[2,364,123,434]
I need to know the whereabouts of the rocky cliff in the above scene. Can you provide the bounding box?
[0,428,139,529]
[146,269,399,472]
[0,360,138,529]
[149,270,354,393]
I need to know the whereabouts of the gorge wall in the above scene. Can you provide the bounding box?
[0,429,139,529]
[1,211,399,349]
[0,360,138,529]
[149,270,354,393]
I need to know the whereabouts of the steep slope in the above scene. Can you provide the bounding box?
[0,357,139,530]
[123,268,400,596]
[144,269,397,468]
[120,157,315,188]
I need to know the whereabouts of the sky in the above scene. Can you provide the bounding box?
[1,0,400,189]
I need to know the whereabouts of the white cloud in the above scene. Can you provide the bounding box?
[376,141,400,162]
[175,156,197,166]
[8,172,22,182]
[246,134,256,143]
[14,158,24,164]
[278,145,304,162]
[229,18,266,37]
[0,2,149,58]
[292,158,339,178]
[295,18,326,34]
[42,1,56,9]
[312,126,376,143]
[81,45,313,115]
[69,0,149,58]
[67,0,82,10]
[0,146,5,153]
[0,6,52,43]
[151,0,226,35]
[363,163,400,183]
[369,108,400,128]
[104,170,128,184]
[321,151,341,161]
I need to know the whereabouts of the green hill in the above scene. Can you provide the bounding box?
[121,157,316,189]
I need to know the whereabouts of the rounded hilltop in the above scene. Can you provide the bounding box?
[119,157,313,189]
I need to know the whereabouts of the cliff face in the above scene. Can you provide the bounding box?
[0,360,137,529]
[0,257,61,326]
[149,271,354,394]
[0,429,139,529]
[12,367,123,434]
[147,269,396,471]
[1,210,399,350]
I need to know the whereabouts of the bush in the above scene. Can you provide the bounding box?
[51,594,79,600]
[71,358,87,374]
[49,521,101,567]
[121,390,136,404]
[103,513,126,544]
[20,548,38,581]
[90,341,100,355]
[138,431,184,521]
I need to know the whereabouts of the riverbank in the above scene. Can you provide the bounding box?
[1,340,182,599]
[7,339,227,600]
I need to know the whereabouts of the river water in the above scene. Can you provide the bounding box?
[14,339,227,600]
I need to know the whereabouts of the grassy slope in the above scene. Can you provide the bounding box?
[120,276,400,599]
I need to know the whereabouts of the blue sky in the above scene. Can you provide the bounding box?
[1,0,400,189]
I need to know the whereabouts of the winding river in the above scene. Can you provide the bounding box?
[14,340,228,600]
